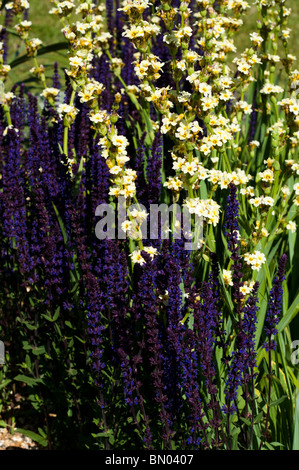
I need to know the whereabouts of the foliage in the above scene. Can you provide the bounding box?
[0,0,299,450]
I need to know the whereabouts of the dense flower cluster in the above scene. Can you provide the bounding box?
[263,254,287,351]
[0,0,298,452]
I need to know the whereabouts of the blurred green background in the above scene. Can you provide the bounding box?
[4,0,68,91]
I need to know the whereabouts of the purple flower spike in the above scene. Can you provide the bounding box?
[224,183,245,314]
[263,254,287,351]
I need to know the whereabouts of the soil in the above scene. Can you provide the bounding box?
[0,426,40,450]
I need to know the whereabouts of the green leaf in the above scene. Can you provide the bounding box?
[270,395,287,407]
[0,379,12,390]
[93,430,113,438]
[74,335,85,344]
[25,354,32,370]
[5,27,20,38]
[69,280,79,294]
[293,393,299,450]
[240,417,251,426]
[263,441,274,450]
[14,374,42,387]
[52,203,68,245]
[32,346,46,356]
[269,441,284,448]
[9,42,68,69]
[288,229,296,267]
[278,289,299,333]
[263,258,273,290]
[286,366,299,389]
[73,155,85,196]
[20,321,36,331]
[41,307,59,322]
[22,341,33,351]
[254,411,264,425]
[200,180,208,199]
[54,323,63,338]
[255,278,268,347]
[15,428,48,447]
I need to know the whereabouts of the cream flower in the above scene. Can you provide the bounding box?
[223,269,233,287]
[130,249,146,266]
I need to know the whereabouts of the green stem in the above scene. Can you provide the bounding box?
[223,148,232,173]
[259,348,272,450]
[105,49,154,143]
[63,88,77,157]
[63,124,69,157]
[3,105,12,126]
[270,96,280,122]
[33,56,47,89]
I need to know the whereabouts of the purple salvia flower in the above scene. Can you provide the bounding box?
[102,240,130,354]
[92,240,153,448]
[2,9,13,62]
[222,281,260,416]
[105,0,114,49]
[25,96,63,292]
[119,259,155,448]
[172,256,211,449]
[224,183,245,314]
[134,132,148,207]
[88,141,110,257]
[38,116,61,199]
[86,272,106,377]
[98,54,113,112]
[189,266,223,447]
[1,128,33,276]
[74,102,91,158]
[0,108,6,169]
[249,88,258,142]
[121,39,137,86]
[117,346,153,449]
[115,97,127,136]
[209,253,227,345]
[157,241,185,421]
[69,187,90,274]
[152,31,176,90]
[263,254,287,351]
[64,73,74,103]
[86,269,107,422]
[146,130,163,207]
[198,286,219,394]
[9,84,26,141]
[115,0,124,47]
[135,252,175,449]
[117,348,139,407]
[24,134,66,302]
[242,281,260,379]
[222,184,259,417]
[181,328,208,448]
[172,0,181,9]
[52,61,61,89]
